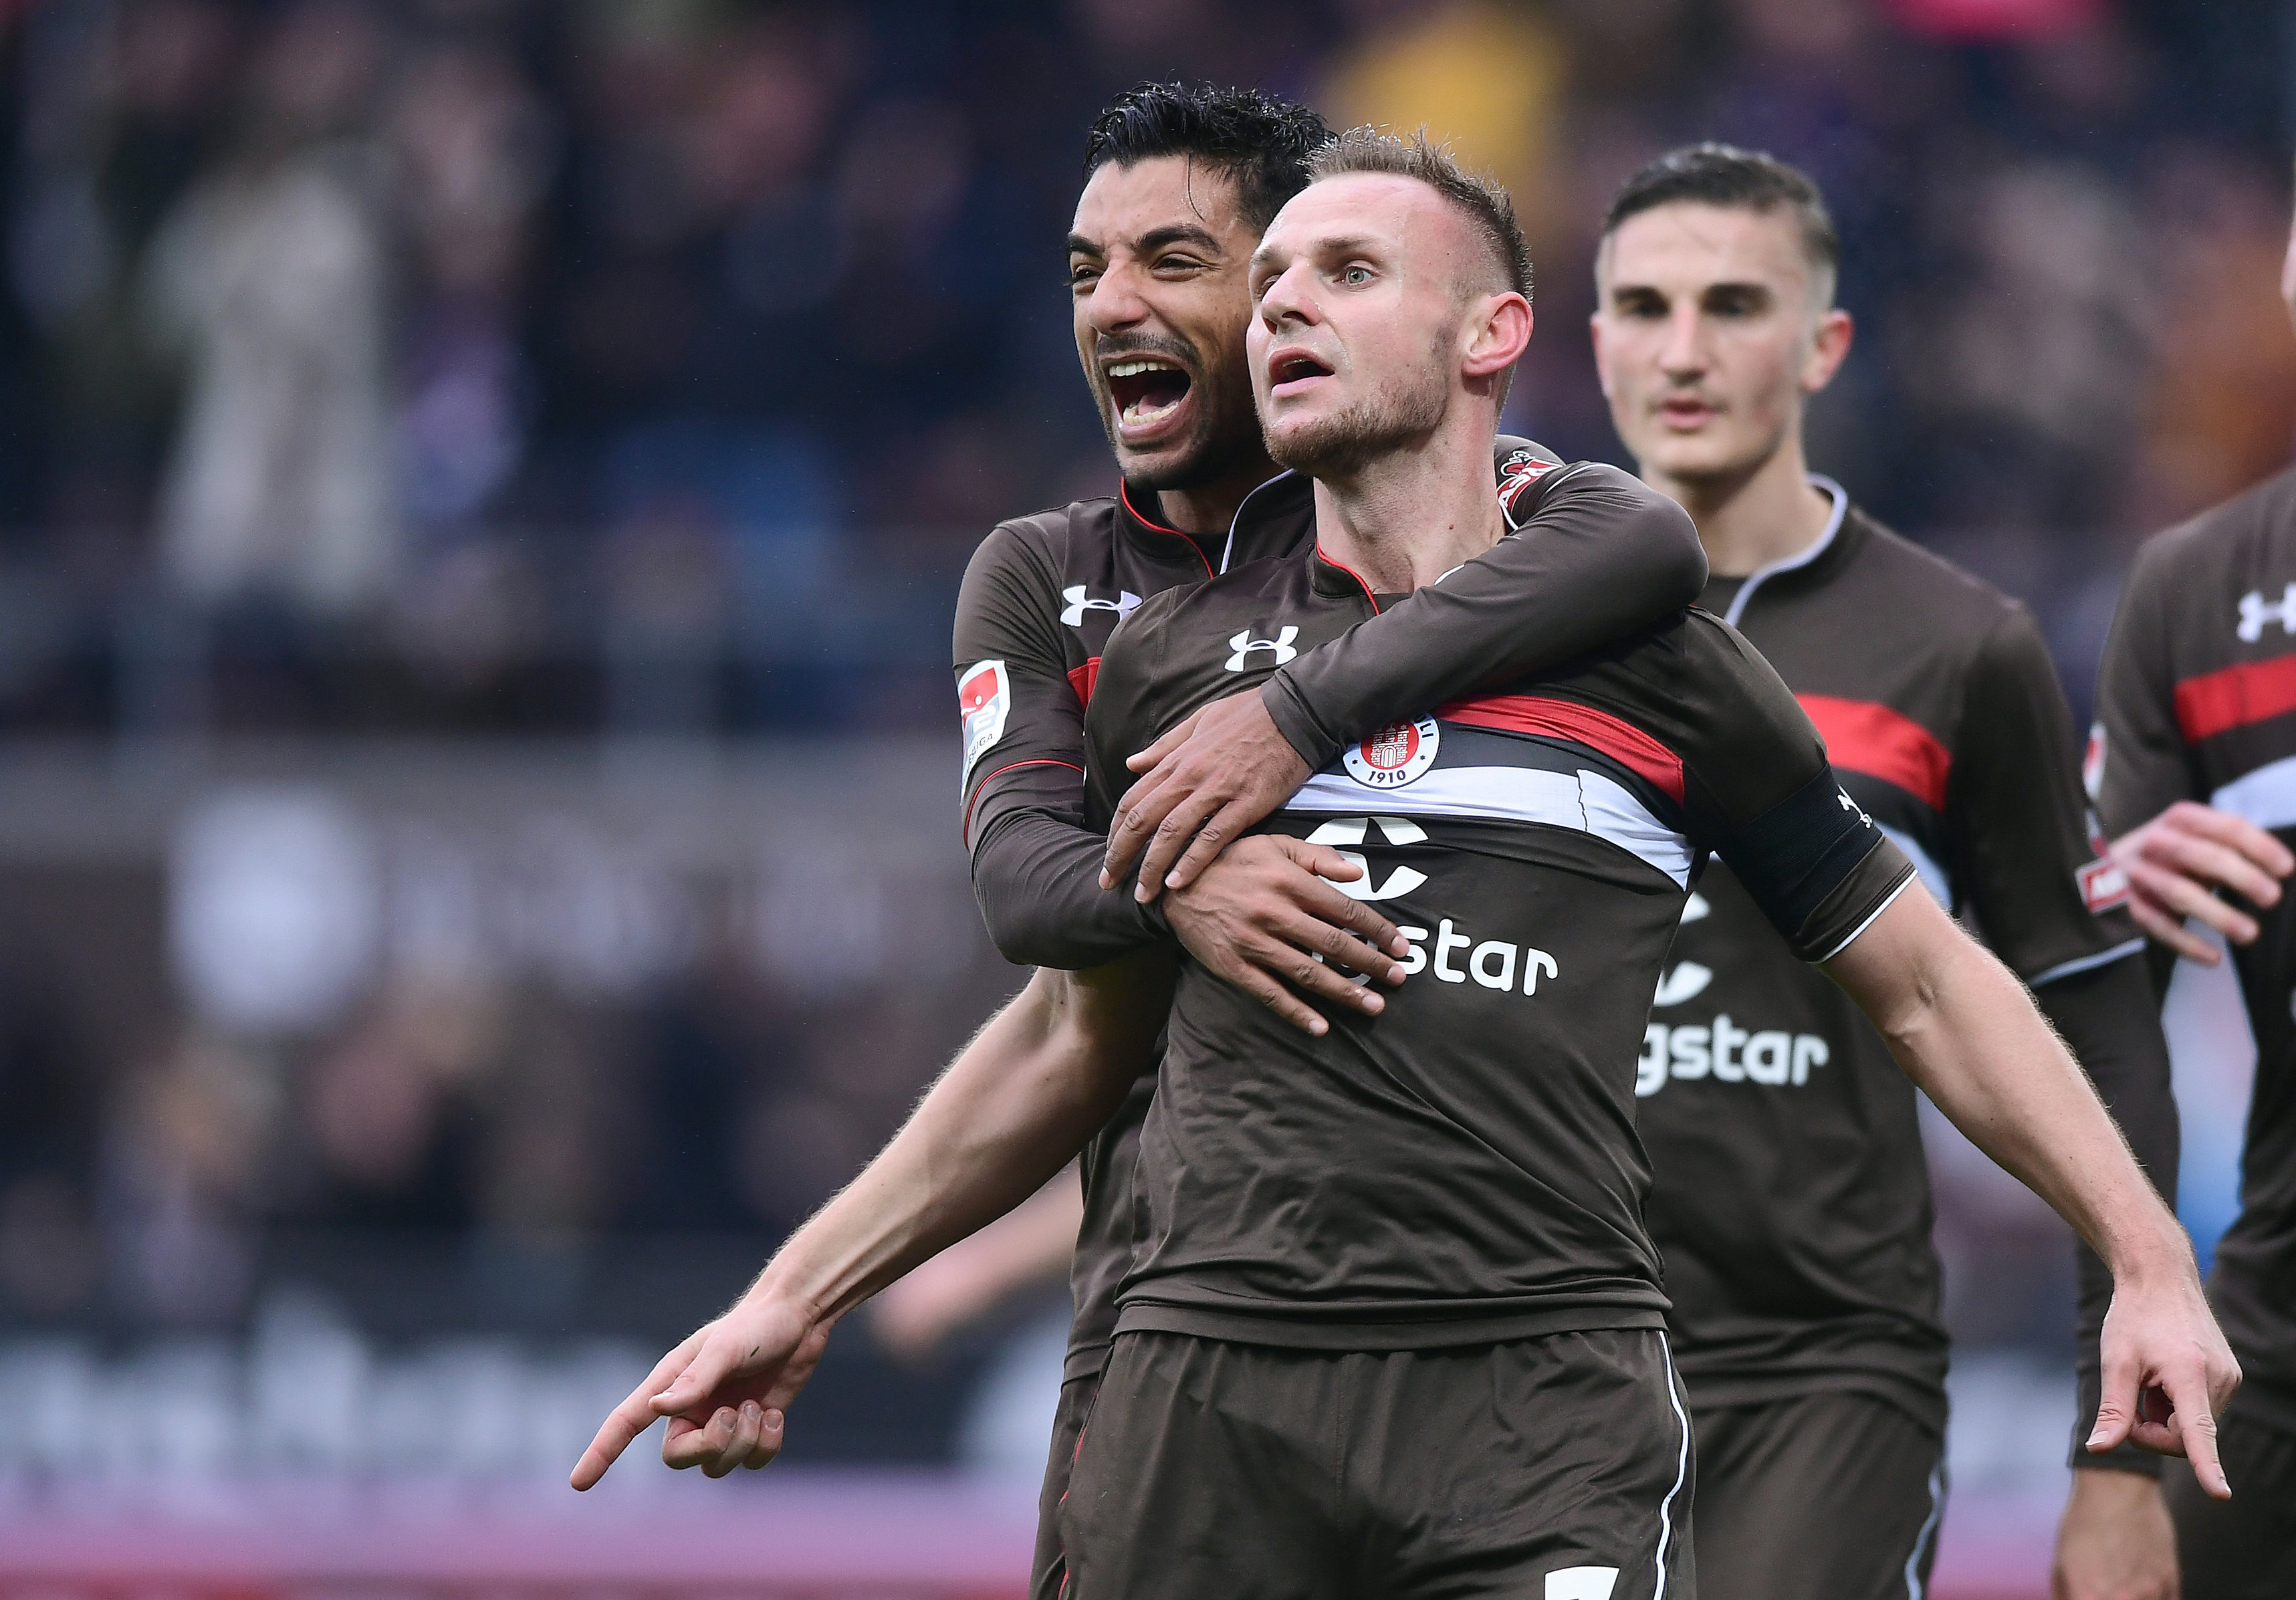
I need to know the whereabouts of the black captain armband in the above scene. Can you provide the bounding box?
[1716,768,1916,964]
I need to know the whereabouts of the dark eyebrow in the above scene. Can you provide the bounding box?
[1066,233,1103,258]
[1135,223,1223,255]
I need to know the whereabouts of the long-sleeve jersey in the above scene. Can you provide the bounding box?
[2091,463,2296,1438]
[951,444,1706,1378]
[1639,481,2172,1470]
[1081,544,1912,1347]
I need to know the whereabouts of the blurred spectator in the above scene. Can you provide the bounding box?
[296,977,492,1230]
[100,1027,273,1324]
[142,1,396,612]
[388,41,553,532]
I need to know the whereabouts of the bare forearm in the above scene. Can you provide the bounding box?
[749,972,1137,1323]
[1852,925,2183,1278]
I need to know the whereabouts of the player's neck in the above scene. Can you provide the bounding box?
[1650,433,1833,579]
[1148,450,1280,537]
[1310,419,1504,593]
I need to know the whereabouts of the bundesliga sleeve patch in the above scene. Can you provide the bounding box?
[958,659,1010,774]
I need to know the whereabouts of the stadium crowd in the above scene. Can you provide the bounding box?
[0,0,2281,733]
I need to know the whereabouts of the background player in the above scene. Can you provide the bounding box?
[1580,146,2185,1600]
[572,138,2235,1600]
[2088,163,2296,1600]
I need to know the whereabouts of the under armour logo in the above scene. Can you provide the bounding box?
[1226,625,1299,671]
[2237,584,2296,642]
[1304,816,1429,902]
[1060,585,1141,628]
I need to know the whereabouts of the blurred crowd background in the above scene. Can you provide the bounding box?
[0,0,2286,1581]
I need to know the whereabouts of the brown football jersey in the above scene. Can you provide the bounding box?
[1643,481,2169,1459]
[951,446,1705,1379]
[2093,464,2296,1433]
[1082,541,1912,1347]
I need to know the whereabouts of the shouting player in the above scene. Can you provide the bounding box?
[576,80,1707,1598]
[574,133,2234,1600]
[2088,164,2296,1600]
[1583,146,2183,1600]
[953,83,1704,1600]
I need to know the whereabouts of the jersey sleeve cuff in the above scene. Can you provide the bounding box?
[1810,861,1918,963]
[1260,675,1343,773]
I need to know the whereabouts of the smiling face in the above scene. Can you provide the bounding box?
[1068,156,1268,493]
[1246,173,1519,479]
[1591,201,1851,489]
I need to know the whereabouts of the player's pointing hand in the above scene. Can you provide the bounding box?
[2085,1260,2242,1498]
[570,1296,830,1489]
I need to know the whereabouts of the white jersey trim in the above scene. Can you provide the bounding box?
[2029,937,2146,988]
[1653,1335,1692,1600]
[1720,475,1849,626]
[1902,1454,1946,1600]
[1218,469,1298,575]
[1288,764,1694,886]
[1815,869,1918,963]
[2210,751,2296,832]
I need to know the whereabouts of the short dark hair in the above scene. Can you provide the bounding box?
[1306,128,1532,304]
[1603,142,1839,296]
[1082,82,1333,233]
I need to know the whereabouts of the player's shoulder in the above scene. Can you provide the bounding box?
[974,495,1121,572]
[1841,507,2029,637]
[2130,463,2296,586]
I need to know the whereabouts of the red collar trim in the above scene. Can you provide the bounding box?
[1118,482,1216,581]
[1314,546,1382,612]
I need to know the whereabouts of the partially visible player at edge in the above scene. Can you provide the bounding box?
[2087,160,2296,1600]
[569,70,1708,1563]
[1580,144,2184,1600]
[571,134,2233,1599]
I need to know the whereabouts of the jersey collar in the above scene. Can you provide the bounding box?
[1310,544,1386,610]
[1117,480,1227,578]
[1718,473,1855,626]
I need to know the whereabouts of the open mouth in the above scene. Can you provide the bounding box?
[1105,357,1193,428]
[1269,352,1333,393]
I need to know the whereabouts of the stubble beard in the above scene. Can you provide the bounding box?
[1263,375,1448,481]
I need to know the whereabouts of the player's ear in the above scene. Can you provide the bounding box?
[1464,292,1532,382]
[1801,306,1852,395]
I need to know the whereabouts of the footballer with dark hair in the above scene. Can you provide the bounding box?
[573,81,1708,1600]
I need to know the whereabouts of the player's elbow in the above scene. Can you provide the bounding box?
[1579,464,1706,604]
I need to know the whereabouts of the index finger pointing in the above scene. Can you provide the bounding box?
[572,1383,667,1489]
[571,1335,699,1490]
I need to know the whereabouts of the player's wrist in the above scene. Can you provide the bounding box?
[2101,1215,2196,1292]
